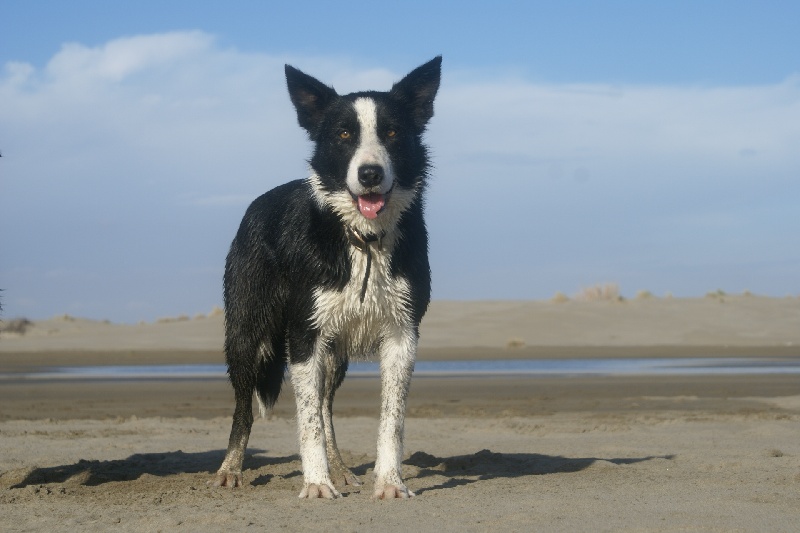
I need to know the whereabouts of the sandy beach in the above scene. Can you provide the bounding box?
[1,296,799,531]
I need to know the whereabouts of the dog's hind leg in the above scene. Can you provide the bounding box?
[211,331,280,488]
[210,371,254,488]
[322,358,362,488]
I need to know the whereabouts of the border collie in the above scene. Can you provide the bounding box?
[210,57,441,499]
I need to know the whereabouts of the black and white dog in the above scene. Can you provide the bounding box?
[211,57,441,499]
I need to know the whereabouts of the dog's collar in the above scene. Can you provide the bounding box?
[345,227,386,304]
[346,226,385,252]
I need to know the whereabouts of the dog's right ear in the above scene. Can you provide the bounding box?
[285,65,338,136]
[390,56,442,132]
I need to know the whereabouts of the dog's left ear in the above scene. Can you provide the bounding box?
[390,56,442,132]
[285,65,339,137]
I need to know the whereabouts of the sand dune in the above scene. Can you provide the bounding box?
[2,296,799,353]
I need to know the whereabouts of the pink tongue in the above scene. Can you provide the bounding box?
[357,193,385,219]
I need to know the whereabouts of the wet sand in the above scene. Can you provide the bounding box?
[1,372,799,421]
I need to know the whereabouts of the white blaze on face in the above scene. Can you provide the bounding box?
[348,97,395,196]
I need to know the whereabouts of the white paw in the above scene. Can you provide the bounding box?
[298,482,342,499]
[372,483,415,500]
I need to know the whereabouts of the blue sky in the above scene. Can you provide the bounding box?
[1,1,799,322]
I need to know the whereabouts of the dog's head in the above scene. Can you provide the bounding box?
[286,57,441,234]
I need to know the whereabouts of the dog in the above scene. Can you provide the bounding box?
[210,57,441,499]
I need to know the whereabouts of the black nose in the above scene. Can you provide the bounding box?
[358,165,384,187]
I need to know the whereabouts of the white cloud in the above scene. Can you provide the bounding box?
[433,76,800,178]
[44,31,215,84]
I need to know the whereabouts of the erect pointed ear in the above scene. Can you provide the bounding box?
[390,56,442,131]
[285,65,338,136]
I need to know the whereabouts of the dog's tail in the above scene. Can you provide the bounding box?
[254,350,286,418]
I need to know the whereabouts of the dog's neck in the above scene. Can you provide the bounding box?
[345,226,385,252]
[345,225,388,305]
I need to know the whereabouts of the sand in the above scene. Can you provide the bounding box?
[1,297,799,531]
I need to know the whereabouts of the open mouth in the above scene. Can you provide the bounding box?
[350,186,393,220]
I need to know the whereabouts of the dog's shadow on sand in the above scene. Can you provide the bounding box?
[7,448,673,493]
[398,449,675,495]
[6,449,299,489]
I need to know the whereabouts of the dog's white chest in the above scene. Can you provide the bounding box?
[311,243,411,356]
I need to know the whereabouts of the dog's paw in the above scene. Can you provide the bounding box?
[298,483,342,499]
[372,483,415,500]
[339,469,362,487]
[208,470,243,488]
[329,463,362,487]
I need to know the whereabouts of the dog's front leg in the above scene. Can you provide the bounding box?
[290,357,341,499]
[373,331,416,499]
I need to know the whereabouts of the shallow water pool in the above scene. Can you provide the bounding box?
[3,357,799,381]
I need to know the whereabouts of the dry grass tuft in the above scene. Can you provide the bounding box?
[575,283,624,302]
[705,289,727,299]
[208,306,224,317]
[635,290,654,300]
[156,314,190,324]
[1,317,33,335]
[506,338,526,349]
[550,291,570,304]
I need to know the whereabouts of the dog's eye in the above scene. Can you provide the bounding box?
[386,129,397,138]
[338,130,351,140]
